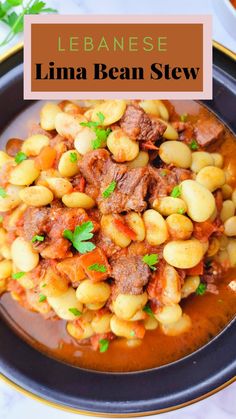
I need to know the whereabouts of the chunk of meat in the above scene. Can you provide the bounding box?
[80,149,150,214]
[23,206,98,259]
[79,149,110,187]
[111,255,150,295]
[148,166,192,202]
[23,207,49,242]
[120,104,166,142]
[99,165,149,214]
[194,118,224,147]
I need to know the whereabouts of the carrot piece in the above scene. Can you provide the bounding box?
[79,248,111,282]
[35,146,57,170]
[141,141,159,150]
[113,218,137,240]
[186,261,204,276]
[193,221,217,243]
[57,255,86,282]
[132,322,146,339]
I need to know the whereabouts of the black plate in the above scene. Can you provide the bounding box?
[0,44,236,416]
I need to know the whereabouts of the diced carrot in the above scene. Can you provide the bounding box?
[132,322,146,339]
[34,146,57,170]
[193,221,217,243]
[79,248,111,282]
[186,261,204,276]
[141,141,159,150]
[113,218,137,240]
[57,255,86,282]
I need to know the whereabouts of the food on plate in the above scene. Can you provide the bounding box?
[0,99,236,371]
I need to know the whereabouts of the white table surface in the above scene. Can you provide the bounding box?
[0,1,236,418]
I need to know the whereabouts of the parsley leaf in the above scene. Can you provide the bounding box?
[0,187,7,198]
[70,152,78,163]
[68,307,82,317]
[88,263,107,273]
[130,330,136,337]
[170,185,181,198]
[15,151,27,164]
[142,254,159,271]
[96,112,105,125]
[196,283,207,296]
[177,208,185,215]
[92,127,111,150]
[102,181,117,198]
[63,221,96,254]
[12,272,25,280]
[32,235,45,243]
[143,304,155,318]
[0,216,3,223]
[0,1,57,47]
[180,113,188,122]
[80,113,111,150]
[38,294,47,303]
[99,338,109,353]
[189,139,199,150]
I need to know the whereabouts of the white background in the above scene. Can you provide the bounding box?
[0,1,236,418]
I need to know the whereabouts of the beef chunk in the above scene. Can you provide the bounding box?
[79,149,149,214]
[148,166,192,203]
[23,206,96,259]
[120,104,166,142]
[79,149,110,187]
[111,255,150,294]
[99,164,149,214]
[23,207,49,242]
[194,118,224,147]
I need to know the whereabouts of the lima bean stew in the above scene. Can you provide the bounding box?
[0,99,236,372]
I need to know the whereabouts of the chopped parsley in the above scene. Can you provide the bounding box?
[142,254,159,271]
[160,170,167,177]
[15,151,27,164]
[70,152,78,163]
[63,221,96,254]
[88,263,107,273]
[196,283,207,296]
[0,216,3,223]
[143,303,155,318]
[170,185,181,198]
[80,112,111,150]
[0,187,7,198]
[99,338,109,353]
[102,181,117,198]
[189,139,199,150]
[12,272,25,280]
[32,235,45,243]
[130,330,136,337]
[68,307,82,317]
[177,208,185,215]
[38,294,47,303]
[41,283,47,288]
[180,113,188,122]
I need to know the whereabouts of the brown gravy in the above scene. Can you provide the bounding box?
[0,100,236,372]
